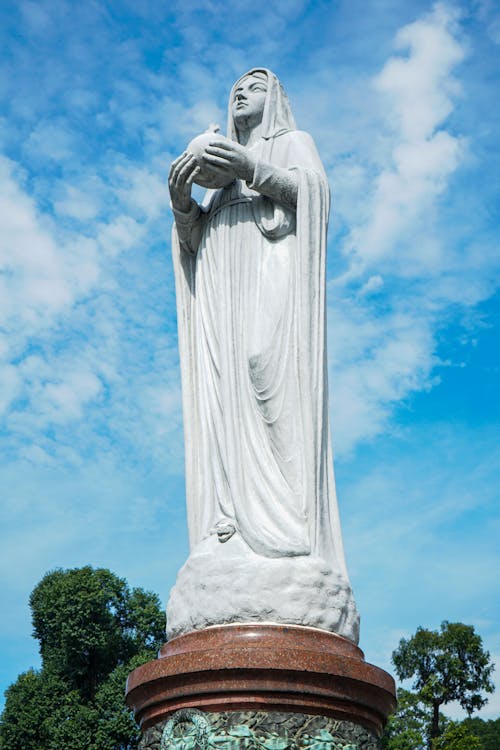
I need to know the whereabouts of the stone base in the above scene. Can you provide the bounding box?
[126,624,396,744]
[166,535,360,643]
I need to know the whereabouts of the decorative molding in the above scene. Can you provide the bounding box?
[140,709,380,750]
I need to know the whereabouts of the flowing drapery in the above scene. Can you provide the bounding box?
[172,70,349,580]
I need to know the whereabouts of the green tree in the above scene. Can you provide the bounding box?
[432,721,481,750]
[381,689,452,750]
[381,688,427,750]
[462,717,500,750]
[392,621,495,747]
[0,566,165,750]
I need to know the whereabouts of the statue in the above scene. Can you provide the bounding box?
[167,69,359,643]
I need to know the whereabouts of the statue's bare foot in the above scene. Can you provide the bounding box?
[215,520,236,543]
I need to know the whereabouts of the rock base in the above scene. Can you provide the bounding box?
[166,535,359,643]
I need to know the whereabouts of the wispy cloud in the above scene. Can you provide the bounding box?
[320,4,500,455]
[339,421,500,717]
[351,3,465,270]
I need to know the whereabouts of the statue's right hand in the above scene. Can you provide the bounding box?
[168,152,200,213]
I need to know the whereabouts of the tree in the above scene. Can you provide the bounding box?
[0,669,56,750]
[462,717,500,750]
[381,688,427,750]
[392,621,495,746]
[0,566,165,750]
[381,689,451,750]
[432,721,481,750]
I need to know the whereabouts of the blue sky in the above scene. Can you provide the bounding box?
[0,0,499,721]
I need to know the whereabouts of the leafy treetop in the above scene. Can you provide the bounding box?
[0,565,165,750]
[392,621,495,744]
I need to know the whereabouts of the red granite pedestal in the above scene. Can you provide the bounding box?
[126,624,396,749]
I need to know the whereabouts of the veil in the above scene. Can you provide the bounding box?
[226,68,296,142]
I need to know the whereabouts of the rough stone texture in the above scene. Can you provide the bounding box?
[139,709,380,750]
[166,534,359,642]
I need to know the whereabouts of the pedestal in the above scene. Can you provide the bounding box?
[126,624,396,749]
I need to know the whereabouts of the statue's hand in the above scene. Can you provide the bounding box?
[168,152,200,212]
[203,141,257,183]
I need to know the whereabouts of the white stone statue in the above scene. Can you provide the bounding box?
[167,69,359,643]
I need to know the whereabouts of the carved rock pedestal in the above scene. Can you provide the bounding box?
[126,624,396,749]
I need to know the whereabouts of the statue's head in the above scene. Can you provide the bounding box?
[227,69,296,143]
[231,70,268,133]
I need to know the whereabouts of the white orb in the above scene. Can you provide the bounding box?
[187,133,235,189]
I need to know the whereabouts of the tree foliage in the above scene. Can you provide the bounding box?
[0,566,165,750]
[392,621,495,743]
[381,689,451,750]
[380,689,497,750]
[432,721,481,750]
[462,717,500,750]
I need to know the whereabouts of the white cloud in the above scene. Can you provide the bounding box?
[0,160,64,278]
[0,157,72,370]
[346,3,466,270]
[0,145,182,466]
[24,120,75,163]
[0,157,99,330]
[38,369,103,424]
[377,4,464,142]
[0,157,108,435]
[330,301,438,454]
[0,365,21,416]
[54,183,102,221]
[355,131,464,268]
[474,0,500,44]
[324,4,495,454]
[359,275,384,296]
[96,214,144,257]
[114,163,168,221]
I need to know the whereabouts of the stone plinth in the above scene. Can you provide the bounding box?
[126,624,396,748]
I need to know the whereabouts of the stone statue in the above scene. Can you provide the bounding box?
[167,69,359,643]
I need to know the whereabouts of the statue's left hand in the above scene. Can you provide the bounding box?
[203,141,257,183]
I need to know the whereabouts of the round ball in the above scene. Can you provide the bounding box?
[187,133,235,189]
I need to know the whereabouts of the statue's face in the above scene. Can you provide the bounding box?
[232,74,267,130]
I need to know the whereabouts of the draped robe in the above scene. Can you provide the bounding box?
[172,125,349,581]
